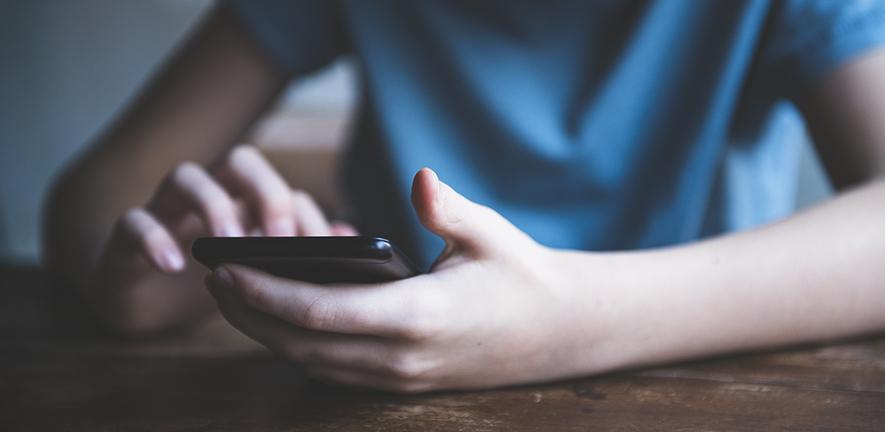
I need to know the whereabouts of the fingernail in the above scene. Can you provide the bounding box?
[211,266,234,290]
[160,250,184,272]
[268,218,294,237]
[220,222,244,237]
[423,168,442,206]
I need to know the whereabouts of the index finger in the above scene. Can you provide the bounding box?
[207,264,444,340]
[216,146,296,236]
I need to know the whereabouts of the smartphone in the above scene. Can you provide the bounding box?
[191,236,420,284]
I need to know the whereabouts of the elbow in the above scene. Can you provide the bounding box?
[95,295,183,339]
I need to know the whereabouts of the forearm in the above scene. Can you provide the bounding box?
[558,180,885,373]
[42,4,287,335]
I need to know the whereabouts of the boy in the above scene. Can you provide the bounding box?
[45,1,885,392]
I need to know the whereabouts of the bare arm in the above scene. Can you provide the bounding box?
[554,49,885,373]
[558,181,885,373]
[198,49,885,393]
[43,4,290,335]
[802,49,885,188]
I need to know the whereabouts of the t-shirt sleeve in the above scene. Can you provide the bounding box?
[763,0,885,92]
[224,0,348,76]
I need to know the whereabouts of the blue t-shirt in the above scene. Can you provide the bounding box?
[229,0,885,269]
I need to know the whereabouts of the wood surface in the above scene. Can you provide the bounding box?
[2,265,883,431]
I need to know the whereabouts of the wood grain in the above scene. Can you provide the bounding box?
[2,265,883,431]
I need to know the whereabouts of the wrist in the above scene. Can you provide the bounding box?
[548,247,704,377]
[538,248,640,377]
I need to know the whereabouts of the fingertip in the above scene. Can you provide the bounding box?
[417,167,440,192]
[330,222,359,236]
[215,263,258,287]
[418,166,437,178]
[212,264,234,288]
[267,217,295,237]
[218,221,245,238]
[205,264,232,294]
[411,167,441,221]
[155,248,185,273]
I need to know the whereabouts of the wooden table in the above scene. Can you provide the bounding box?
[2,265,884,431]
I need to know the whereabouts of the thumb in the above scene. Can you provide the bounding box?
[411,167,520,256]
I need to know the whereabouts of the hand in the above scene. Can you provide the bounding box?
[206,168,605,392]
[91,145,356,332]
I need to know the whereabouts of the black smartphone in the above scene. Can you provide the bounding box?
[191,236,420,284]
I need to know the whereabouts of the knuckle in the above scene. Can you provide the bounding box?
[398,291,448,341]
[200,198,235,223]
[385,351,430,381]
[227,145,261,167]
[297,346,325,364]
[264,190,295,218]
[290,189,315,206]
[170,161,202,184]
[477,204,503,222]
[298,296,336,330]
